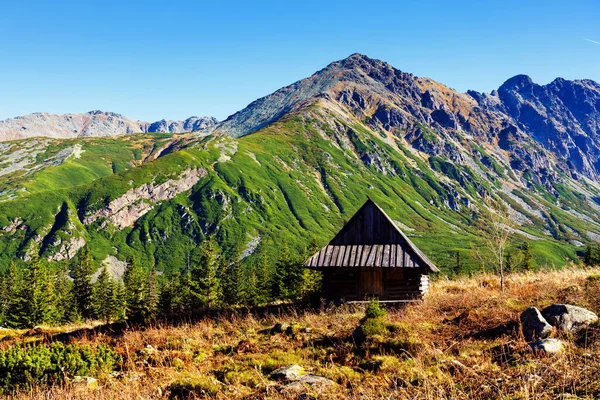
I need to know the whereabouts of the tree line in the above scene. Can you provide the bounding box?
[0,237,320,328]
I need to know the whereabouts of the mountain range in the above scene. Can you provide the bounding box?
[0,111,217,141]
[2,53,600,274]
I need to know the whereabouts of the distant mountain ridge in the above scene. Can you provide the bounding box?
[0,110,218,141]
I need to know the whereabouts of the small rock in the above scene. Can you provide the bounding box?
[520,307,553,341]
[270,365,304,381]
[541,304,598,332]
[529,338,565,355]
[281,374,334,393]
[273,323,289,334]
[71,376,98,390]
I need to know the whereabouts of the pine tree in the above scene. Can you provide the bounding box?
[0,261,19,323]
[158,271,183,315]
[92,265,113,323]
[190,237,222,310]
[144,266,159,320]
[251,248,271,306]
[123,256,147,322]
[110,280,126,322]
[522,242,534,271]
[272,241,304,300]
[584,243,594,266]
[54,264,75,324]
[453,250,462,276]
[505,251,513,274]
[272,241,291,300]
[8,256,55,327]
[72,245,94,319]
[223,259,245,306]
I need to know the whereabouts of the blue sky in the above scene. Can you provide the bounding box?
[0,0,598,122]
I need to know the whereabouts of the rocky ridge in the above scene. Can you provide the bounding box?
[0,111,217,142]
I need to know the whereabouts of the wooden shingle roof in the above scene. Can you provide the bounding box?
[303,199,439,272]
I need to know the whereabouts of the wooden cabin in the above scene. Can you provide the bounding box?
[303,199,438,302]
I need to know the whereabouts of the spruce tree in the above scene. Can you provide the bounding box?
[123,256,147,322]
[190,237,222,310]
[92,265,114,323]
[72,245,94,319]
[8,256,55,327]
[144,266,159,320]
[54,264,75,324]
[223,259,245,306]
[0,261,19,323]
[158,271,183,315]
[522,242,534,271]
[584,243,594,266]
[505,251,513,274]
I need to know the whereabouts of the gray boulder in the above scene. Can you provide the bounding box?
[283,374,335,392]
[529,338,565,355]
[271,365,334,392]
[270,365,304,381]
[541,304,598,332]
[520,307,553,341]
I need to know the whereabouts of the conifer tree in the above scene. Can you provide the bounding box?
[505,252,513,274]
[54,264,75,324]
[521,242,534,271]
[158,271,183,315]
[72,245,94,319]
[8,256,55,327]
[0,261,19,322]
[254,248,272,305]
[123,255,147,322]
[272,241,304,300]
[190,237,222,310]
[92,265,114,323]
[110,280,126,322]
[144,266,159,320]
[584,243,594,266]
[223,259,245,306]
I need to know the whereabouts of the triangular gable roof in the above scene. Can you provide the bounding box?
[303,199,439,272]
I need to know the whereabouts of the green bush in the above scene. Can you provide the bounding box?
[360,317,387,337]
[0,342,120,394]
[168,375,221,398]
[364,299,387,319]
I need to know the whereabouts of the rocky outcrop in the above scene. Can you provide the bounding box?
[520,307,553,342]
[84,168,207,229]
[47,237,86,262]
[0,111,217,142]
[541,304,598,332]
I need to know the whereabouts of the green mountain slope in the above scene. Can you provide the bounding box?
[0,98,595,274]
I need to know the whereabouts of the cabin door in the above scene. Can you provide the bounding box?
[359,268,384,299]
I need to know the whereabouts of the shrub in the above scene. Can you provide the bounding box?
[0,342,120,394]
[364,299,387,319]
[168,375,221,398]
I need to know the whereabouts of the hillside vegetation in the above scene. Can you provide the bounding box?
[1,265,599,399]
[3,55,600,278]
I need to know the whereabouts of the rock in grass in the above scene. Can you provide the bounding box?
[71,376,99,390]
[273,323,289,334]
[529,338,565,355]
[520,307,553,342]
[541,304,598,332]
[283,374,335,392]
[270,365,305,381]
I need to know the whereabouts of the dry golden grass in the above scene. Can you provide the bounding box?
[10,265,600,399]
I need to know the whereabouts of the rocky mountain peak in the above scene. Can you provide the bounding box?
[499,74,534,92]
